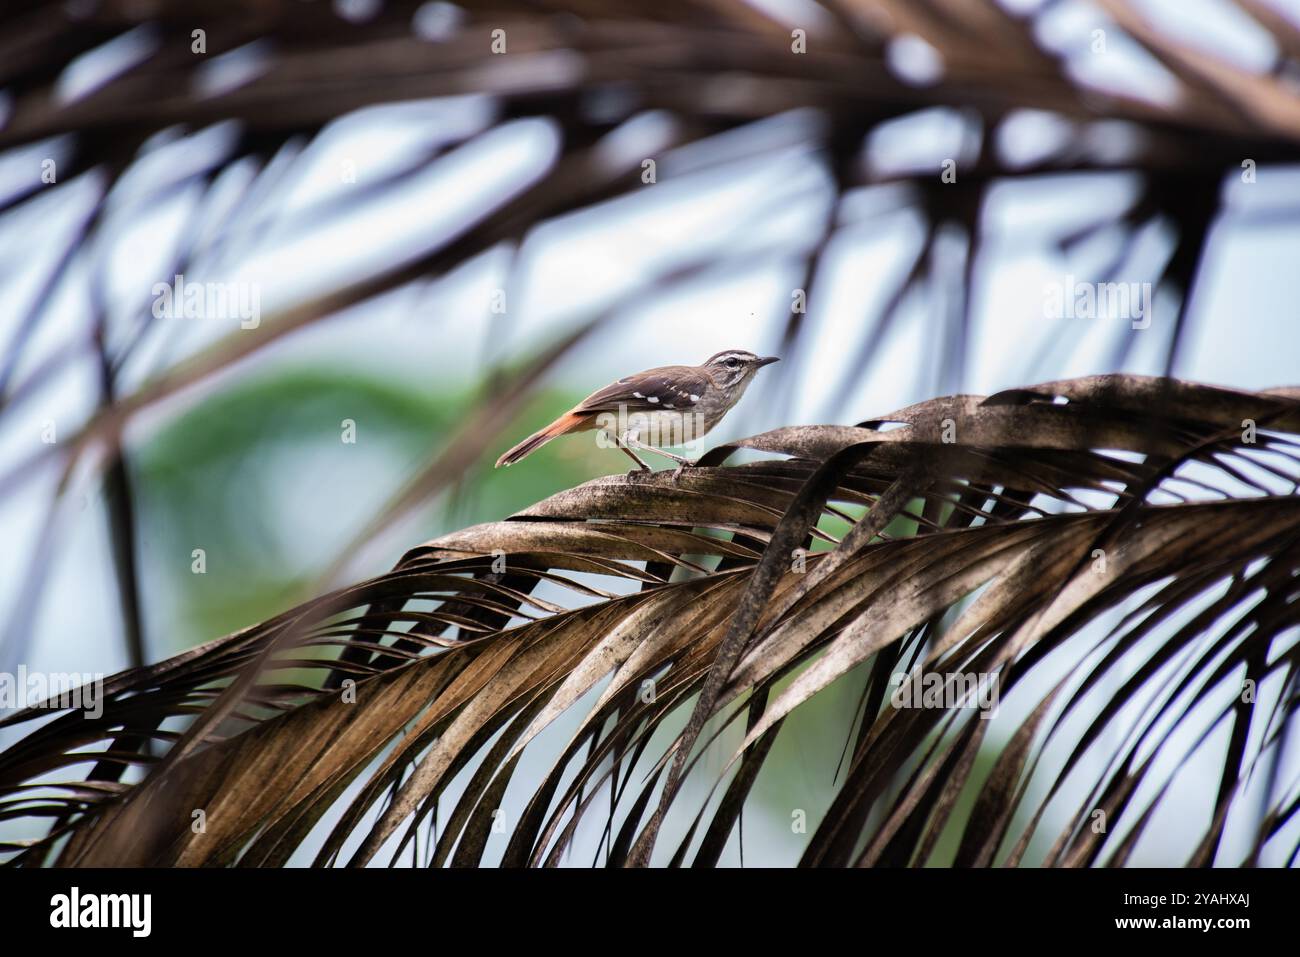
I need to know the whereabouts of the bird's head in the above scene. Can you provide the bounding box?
[703,349,780,391]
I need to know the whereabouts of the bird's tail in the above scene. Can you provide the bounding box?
[495,412,585,467]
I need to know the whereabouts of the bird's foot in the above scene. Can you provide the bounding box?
[670,459,697,483]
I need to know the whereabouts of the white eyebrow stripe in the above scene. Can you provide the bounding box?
[710,351,754,365]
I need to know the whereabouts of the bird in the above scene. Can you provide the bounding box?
[495,349,780,471]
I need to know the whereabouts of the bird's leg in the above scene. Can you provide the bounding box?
[617,430,651,472]
[624,437,694,467]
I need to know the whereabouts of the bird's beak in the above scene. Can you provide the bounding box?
[756,356,780,368]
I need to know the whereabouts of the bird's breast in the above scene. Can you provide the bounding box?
[614,408,718,446]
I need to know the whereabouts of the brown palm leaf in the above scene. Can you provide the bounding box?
[2,373,1298,867]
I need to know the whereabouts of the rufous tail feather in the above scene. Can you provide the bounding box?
[495,412,585,467]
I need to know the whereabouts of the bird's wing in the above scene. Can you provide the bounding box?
[574,365,711,413]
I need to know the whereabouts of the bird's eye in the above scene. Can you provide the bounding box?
[725,358,739,368]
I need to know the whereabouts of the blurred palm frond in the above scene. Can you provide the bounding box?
[5,0,1300,611]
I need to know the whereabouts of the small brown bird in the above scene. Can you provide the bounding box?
[496,349,779,471]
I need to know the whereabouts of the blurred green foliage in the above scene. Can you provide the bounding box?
[132,365,608,653]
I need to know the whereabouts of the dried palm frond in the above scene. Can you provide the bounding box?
[2,374,1297,867]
